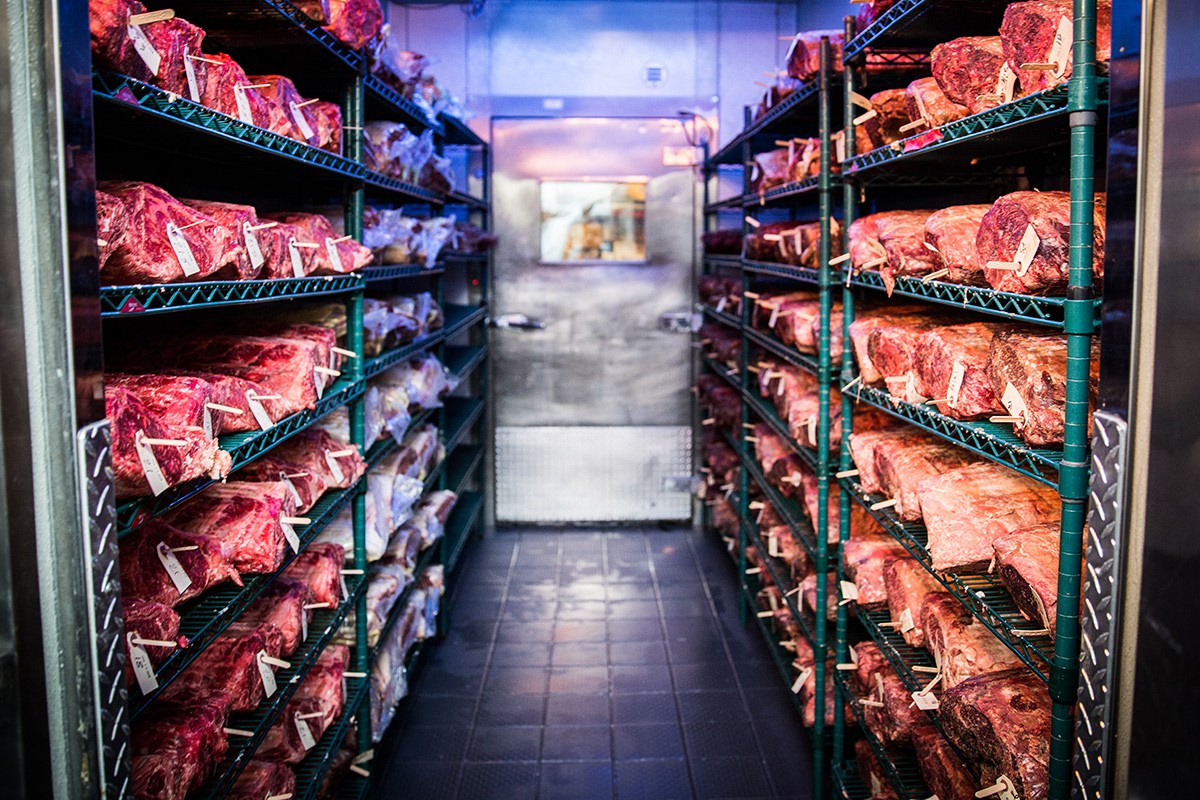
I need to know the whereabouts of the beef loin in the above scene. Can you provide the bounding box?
[132,687,231,800]
[925,609,1026,688]
[862,88,911,148]
[847,307,931,385]
[1001,0,1112,94]
[992,523,1065,635]
[842,535,909,606]
[122,598,183,687]
[263,212,373,275]
[914,322,1008,420]
[200,52,292,136]
[931,36,1014,115]
[106,373,218,438]
[96,189,129,272]
[924,204,992,286]
[89,0,207,98]
[227,761,296,800]
[785,30,844,82]
[179,199,264,281]
[165,621,285,712]
[241,578,313,657]
[905,77,969,130]
[285,541,346,607]
[911,725,980,800]
[883,557,943,648]
[119,521,241,607]
[850,210,940,295]
[160,481,297,574]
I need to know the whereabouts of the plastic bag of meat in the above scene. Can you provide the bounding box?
[914,322,1009,420]
[264,212,373,275]
[992,522,1066,635]
[285,541,346,607]
[227,761,296,800]
[369,33,429,94]
[977,190,1106,295]
[241,578,313,657]
[784,30,844,81]
[842,535,909,606]
[200,53,292,136]
[905,77,970,131]
[911,725,980,800]
[1001,0,1112,94]
[316,504,387,562]
[883,557,943,648]
[132,688,231,800]
[860,88,911,149]
[387,354,455,411]
[316,394,385,454]
[164,622,285,712]
[122,598,183,688]
[414,490,458,547]
[95,189,129,272]
[89,0,206,98]
[932,36,1017,115]
[420,153,456,194]
[159,481,298,574]
[923,204,992,286]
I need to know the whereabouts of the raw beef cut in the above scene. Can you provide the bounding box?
[1001,0,1112,94]
[200,53,292,136]
[241,578,313,656]
[911,725,980,800]
[787,138,825,180]
[918,463,1061,571]
[264,212,373,275]
[985,330,1100,446]
[801,573,837,621]
[312,100,343,154]
[866,312,946,400]
[702,229,742,256]
[743,219,839,266]
[920,592,974,664]
[700,323,740,367]
[272,429,367,490]
[873,432,982,522]
[313,0,383,50]
[132,687,231,800]
[977,190,1107,295]
[861,88,911,148]
[848,428,900,494]
[106,373,218,438]
[906,77,970,130]
[883,557,943,648]
[89,0,207,98]
[179,199,263,280]
[940,668,1051,800]
[162,370,289,433]
[853,641,892,693]
[96,181,241,284]
[855,739,901,800]
[227,761,296,800]
[256,218,319,279]
[855,0,897,30]
[927,610,1025,688]
[698,275,741,310]
[867,669,927,744]
[850,210,940,294]
[696,375,737,428]
[95,189,128,272]
[785,30,844,82]
[122,598,183,686]
[847,307,931,385]
[251,74,328,151]
[160,481,297,574]
[233,322,341,391]
[238,452,328,514]
[285,542,346,607]
[842,535,910,606]
[931,37,1014,115]
[914,322,1008,419]
[132,754,188,800]
[257,675,342,762]
[924,204,992,285]
[119,521,240,607]
[992,523,1065,635]
[750,149,792,194]
[165,622,285,712]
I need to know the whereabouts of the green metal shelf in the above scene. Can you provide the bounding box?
[363,332,443,380]
[439,113,486,147]
[443,190,489,210]
[362,170,444,205]
[843,0,1009,60]
[741,259,821,285]
[291,675,369,800]
[855,607,939,696]
[443,396,486,456]
[707,80,823,166]
[844,382,1060,487]
[740,568,808,720]
[703,194,746,214]
[703,254,744,270]
[363,75,441,135]
[368,545,439,665]
[742,515,817,646]
[700,304,742,332]
[835,667,931,800]
[198,574,368,799]
[361,264,444,283]
[842,477,1054,680]
[334,769,369,800]
[444,251,491,263]
[445,491,484,573]
[735,434,820,563]
[442,303,489,340]
[117,378,364,534]
[751,176,821,207]
[742,324,826,381]
[832,761,872,800]
[100,274,363,317]
[446,445,484,498]
[444,344,488,384]
[739,381,819,471]
[130,478,359,718]
[845,265,1101,329]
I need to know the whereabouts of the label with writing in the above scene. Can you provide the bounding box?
[912,690,940,711]
[135,433,170,496]
[1048,16,1073,79]
[127,23,161,75]
[1014,223,1040,276]
[313,366,325,399]
[128,633,159,694]
[996,61,1017,104]
[242,222,265,269]
[234,86,254,125]
[1001,381,1028,422]
[295,715,317,750]
[155,541,193,594]
[792,666,813,694]
[834,130,846,164]
[247,394,274,430]
[301,607,309,642]
[281,522,300,553]
[946,362,966,407]
[325,238,345,272]
[905,372,926,404]
[839,580,859,601]
[806,416,817,447]
[768,306,780,328]
[898,608,915,633]
[257,650,278,698]
[202,406,213,439]
[340,573,350,602]
[183,46,200,101]
[325,450,346,484]
[715,297,727,313]
[166,222,201,276]
[289,100,316,140]
[288,237,305,277]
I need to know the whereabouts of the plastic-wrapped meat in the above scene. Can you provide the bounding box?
[274,428,366,490]
[977,191,1107,295]
[160,481,297,574]
[238,452,328,514]
[393,424,442,480]
[131,688,231,800]
[164,370,289,433]
[929,612,1025,689]
[122,598,183,686]
[985,330,1100,446]
[842,535,909,606]
[920,592,974,664]
[785,30,844,81]
[252,74,325,149]
[241,578,313,657]
[316,504,386,562]
[918,463,1061,571]
[861,88,911,148]
[165,622,285,712]
[106,373,217,438]
[200,53,292,136]
[264,212,373,275]
[915,322,1008,420]
[924,204,992,286]
[866,313,946,401]
[1001,0,1112,94]
[89,0,207,97]
[992,523,1064,635]
[855,739,901,800]
[418,490,458,528]
[940,668,1052,800]
[119,521,240,607]
[873,431,982,522]
[179,199,264,280]
[906,77,969,131]
[932,37,1014,115]
[853,641,891,693]
[883,557,943,648]
[95,189,128,272]
[285,541,346,607]
[96,181,241,284]
[847,306,931,385]
[227,760,297,800]
[911,725,980,800]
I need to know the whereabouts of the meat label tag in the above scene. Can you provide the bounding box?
[280,473,302,506]
[870,774,883,797]
[246,394,274,431]
[911,690,939,710]
[242,222,265,269]
[127,633,159,695]
[913,88,929,123]
[834,131,846,164]
[166,222,201,277]
[715,297,727,313]
[1048,16,1073,79]
[325,450,346,484]
[182,46,201,102]
[1001,381,1028,422]
[202,406,213,439]
[898,608,915,633]
[281,522,300,553]
[313,367,325,399]
[768,534,779,558]
[852,109,877,127]
[996,62,1017,104]
[768,306,780,328]
[134,433,171,496]
[301,609,308,642]
[155,541,193,594]
[295,715,317,751]
[340,573,350,602]
[257,650,278,698]
[947,362,966,407]
[839,580,859,602]
[288,237,305,277]
[1014,223,1040,276]
[849,91,874,111]
[126,23,161,76]
[233,86,254,125]
[325,238,345,273]
[289,101,316,140]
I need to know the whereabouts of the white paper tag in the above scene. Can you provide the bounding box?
[301,608,309,642]
[905,372,926,404]
[912,690,940,710]
[202,406,213,439]
[127,633,159,694]
[247,394,274,430]
[325,238,345,273]
[996,62,1017,104]
[313,367,325,399]
[242,222,265,269]
[840,580,859,601]
[340,573,350,602]
[791,665,813,694]
[835,130,846,163]
[913,87,929,122]
[325,450,346,484]
[127,23,161,76]
[1048,16,1073,79]
[155,541,193,594]
[183,46,200,102]
[234,86,254,125]
[282,522,300,553]
[853,109,877,126]
[280,474,302,506]
[166,222,200,276]
[899,608,915,633]
[1014,223,1040,276]
[768,534,780,558]
[768,306,780,328]
[257,650,278,698]
[947,362,966,407]
[1001,382,1028,421]
[295,715,317,750]
[288,237,305,277]
[290,100,316,140]
[849,91,873,110]
[870,774,883,797]
[135,432,170,496]
[716,297,727,313]
[807,416,817,446]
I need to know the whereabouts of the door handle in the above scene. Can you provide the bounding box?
[490,313,546,330]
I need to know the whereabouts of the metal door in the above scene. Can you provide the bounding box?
[491,117,697,523]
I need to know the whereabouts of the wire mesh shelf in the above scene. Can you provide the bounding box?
[361,264,444,283]
[447,445,484,498]
[740,567,810,720]
[363,333,443,380]
[445,491,484,573]
[835,667,932,800]
[701,304,742,332]
[443,396,486,456]
[740,509,818,646]
[707,79,824,166]
[445,344,488,384]
[736,438,821,563]
[741,259,821,285]
[439,113,486,146]
[291,675,369,800]
[843,0,1010,60]
[742,324,827,381]
[739,384,820,471]
[363,75,440,135]
[703,254,745,271]
[833,761,873,800]
[703,194,746,214]
[100,274,363,316]
[754,176,822,206]
[442,303,489,340]
[442,190,489,210]
[362,170,444,204]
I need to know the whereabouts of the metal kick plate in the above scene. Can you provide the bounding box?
[495,426,692,522]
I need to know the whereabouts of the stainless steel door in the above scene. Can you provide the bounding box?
[491,117,697,523]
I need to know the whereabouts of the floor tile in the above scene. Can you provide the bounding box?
[548,665,610,694]
[609,640,668,665]
[614,759,693,800]
[540,725,613,761]
[538,761,614,800]
[490,641,552,668]
[613,722,686,760]
[553,620,608,642]
[467,725,543,761]
[682,720,760,759]
[474,692,546,727]
[391,725,472,763]
[545,692,611,726]
[457,761,540,800]
[611,692,678,725]
[611,663,674,694]
[607,619,665,643]
[377,760,460,800]
[483,666,549,695]
[690,756,773,799]
[551,641,607,667]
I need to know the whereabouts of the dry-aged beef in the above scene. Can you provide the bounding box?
[700,323,741,367]
[924,204,992,286]
[264,212,373,274]
[855,0,897,29]
[122,598,183,686]
[853,641,891,693]
[241,578,313,657]
[753,291,824,353]
[985,330,1100,446]
[928,611,1025,689]
[750,149,792,193]
[743,219,840,266]
[702,229,742,256]
[843,535,910,606]
[848,428,898,494]
[866,313,945,401]
[911,725,980,800]
[977,190,1107,295]
[932,36,1014,115]
[918,463,1061,571]
[258,648,347,763]
[1001,0,1112,94]
[179,199,263,280]
[698,274,741,310]
[906,77,969,131]
[97,181,241,284]
[920,592,974,664]
[785,31,844,81]
[855,739,901,800]
[915,322,1008,419]
[274,429,367,490]
[239,452,327,514]
[227,761,296,800]
[96,189,128,272]
[883,557,943,648]
[801,573,837,621]
[89,0,207,97]
[285,541,346,607]
[850,210,940,294]
[992,523,1064,634]
[106,373,218,438]
[119,521,240,607]
[861,88,911,149]
[201,53,292,136]
[311,0,383,50]
[251,74,334,152]
[132,688,230,800]
[940,668,1052,800]
[847,307,930,385]
[160,481,297,574]
[166,622,285,712]
[867,669,927,744]
[873,430,981,521]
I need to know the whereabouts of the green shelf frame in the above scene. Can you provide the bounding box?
[700,304,742,332]
[739,506,818,645]
[443,189,489,210]
[751,176,821,207]
[443,396,486,456]
[439,113,486,147]
[446,445,484,498]
[834,667,932,800]
[739,381,819,471]
[100,274,363,317]
[703,194,746,214]
[362,170,443,205]
[444,344,488,385]
[845,382,1061,487]
[740,259,821,285]
[362,264,444,283]
[832,761,872,800]
[742,324,827,382]
[842,0,1008,60]
[291,675,370,800]
[702,254,744,270]
[707,79,822,166]
[445,491,483,573]
[363,75,441,135]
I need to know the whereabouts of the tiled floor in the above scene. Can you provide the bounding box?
[373,527,814,799]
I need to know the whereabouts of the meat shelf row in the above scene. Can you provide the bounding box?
[444,491,485,575]
[290,675,370,800]
[832,761,872,800]
[834,666,933,800]
[740,258,821,286]
[736,434,822,565]
[362,303,486,379]
[843,0,1010,60]
[707,79,825,166]
[363,75,442,137]
[368,545,440,665]
[739,559,815,720]
[702,193,745,214]
[361,263,445,284]
[443,344,489,388]
[99,274,364,317]
[702,254,744,271]
[743,323,829,383]
[741,512,818,649]
[753,175,822,207]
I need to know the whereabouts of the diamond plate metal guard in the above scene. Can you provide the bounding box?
[77,420,130,799]
[1073,410,1127,800]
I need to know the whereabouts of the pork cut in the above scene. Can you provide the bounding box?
[263,212,373,275]
[906,77,970,131]
[872,430,982,522]
[843,535,910,606]
[165,621,285,712]
[160,481,297,574]
[227,761,296,800]
[940,668,1052,800]
[179,199,263,280]
[131,687,231,800]
[1001,0,1112,94]
[931,36,1014,115]
[992,523,1064,635]
[122,598,183,687]
[847,307,931,385]
[854,739,901,800]
[119,520,241,607]
[924,204,992,286]
[285,542,346,607]
[883,557,944,648]
[915,322,1008,419]
[977,190,1107,295]
[918,463,1061,571]
[241,578,313,657]
[200,53,292,136]
[785,30,844,82]
[911,725,980,800]
[96,189,128,272]
[862,88,911,148]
